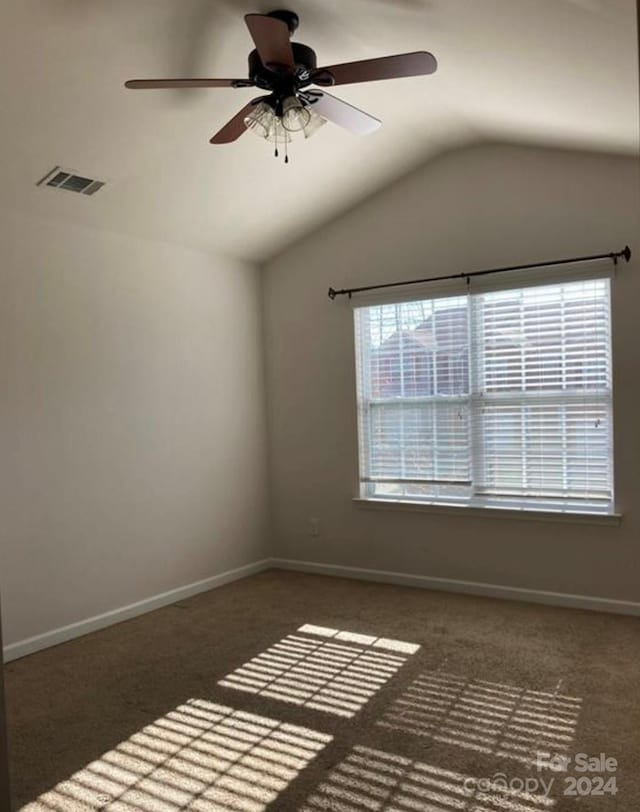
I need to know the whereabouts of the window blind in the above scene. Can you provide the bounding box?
[354,278,613,514]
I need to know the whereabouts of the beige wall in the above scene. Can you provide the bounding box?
[263,142,640,602]
[0,211,269,646]
[1,142,638,656]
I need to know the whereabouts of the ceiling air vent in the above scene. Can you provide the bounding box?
[36,167,106,196]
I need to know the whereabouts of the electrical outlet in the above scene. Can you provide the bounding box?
[309,517,320,537]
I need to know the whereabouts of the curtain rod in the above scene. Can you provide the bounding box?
[327,245,631,300]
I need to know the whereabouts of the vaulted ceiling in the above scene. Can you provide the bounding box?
[1,0,637,262]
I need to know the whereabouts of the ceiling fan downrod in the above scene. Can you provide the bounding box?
[265,9,300,34]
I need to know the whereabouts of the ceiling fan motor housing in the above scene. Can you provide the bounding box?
[248,42,317,93]
[266,10,300,33]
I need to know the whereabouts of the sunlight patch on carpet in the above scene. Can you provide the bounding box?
[301,744,556,811]
[218,624,420,718]
[378,670,582,767]
[20,700,331,812]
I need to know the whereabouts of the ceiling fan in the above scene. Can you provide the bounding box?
[125,10,437,161]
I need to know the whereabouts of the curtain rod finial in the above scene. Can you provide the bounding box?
[623,245,631,262]
[328,287,337,300]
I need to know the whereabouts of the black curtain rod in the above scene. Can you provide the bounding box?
[327,245,631,300]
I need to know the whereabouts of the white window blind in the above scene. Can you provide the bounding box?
[354,278,613,514]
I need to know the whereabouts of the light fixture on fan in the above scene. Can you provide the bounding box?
[243,95,326,162]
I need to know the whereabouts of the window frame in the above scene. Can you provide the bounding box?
[353,271,617,520]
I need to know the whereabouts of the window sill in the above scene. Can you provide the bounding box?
[353,498,622,526]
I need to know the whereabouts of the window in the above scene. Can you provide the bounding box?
[354,278,614,515]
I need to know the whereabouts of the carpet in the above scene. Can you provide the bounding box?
[5,569,640,810]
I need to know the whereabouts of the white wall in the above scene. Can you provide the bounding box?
[0,210,269,646]
[263,142,640,603]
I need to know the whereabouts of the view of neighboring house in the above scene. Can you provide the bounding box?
[371,306,469,398]
[369,294,608,399]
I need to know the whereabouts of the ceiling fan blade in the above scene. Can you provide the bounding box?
[210,98,265,144]
[308,91,381,135]
[125,78,250,89]
[244,14,294,70]
[314,51,437,86]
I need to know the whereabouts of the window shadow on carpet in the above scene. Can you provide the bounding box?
[377,670,581,768]
[17,626,584,812]
[300,744,556,812]
[218,624,420,718]
[19,700,331,812]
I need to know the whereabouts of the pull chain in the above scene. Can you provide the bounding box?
[274,128,278,158]
[285,138,289,164]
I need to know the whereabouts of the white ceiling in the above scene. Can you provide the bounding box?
[1,0,637,262]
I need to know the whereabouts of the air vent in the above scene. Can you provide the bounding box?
[36,166,106,196]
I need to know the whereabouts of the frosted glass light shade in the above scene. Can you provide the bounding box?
[244,102,292,143]
[244,98,327,144]
[282,96,311,132]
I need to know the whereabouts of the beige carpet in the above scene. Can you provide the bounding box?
[4,569,640,811]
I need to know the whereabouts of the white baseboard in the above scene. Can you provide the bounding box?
[270,558,640,617]
[3,559,272,663]
[6,557,638,662]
